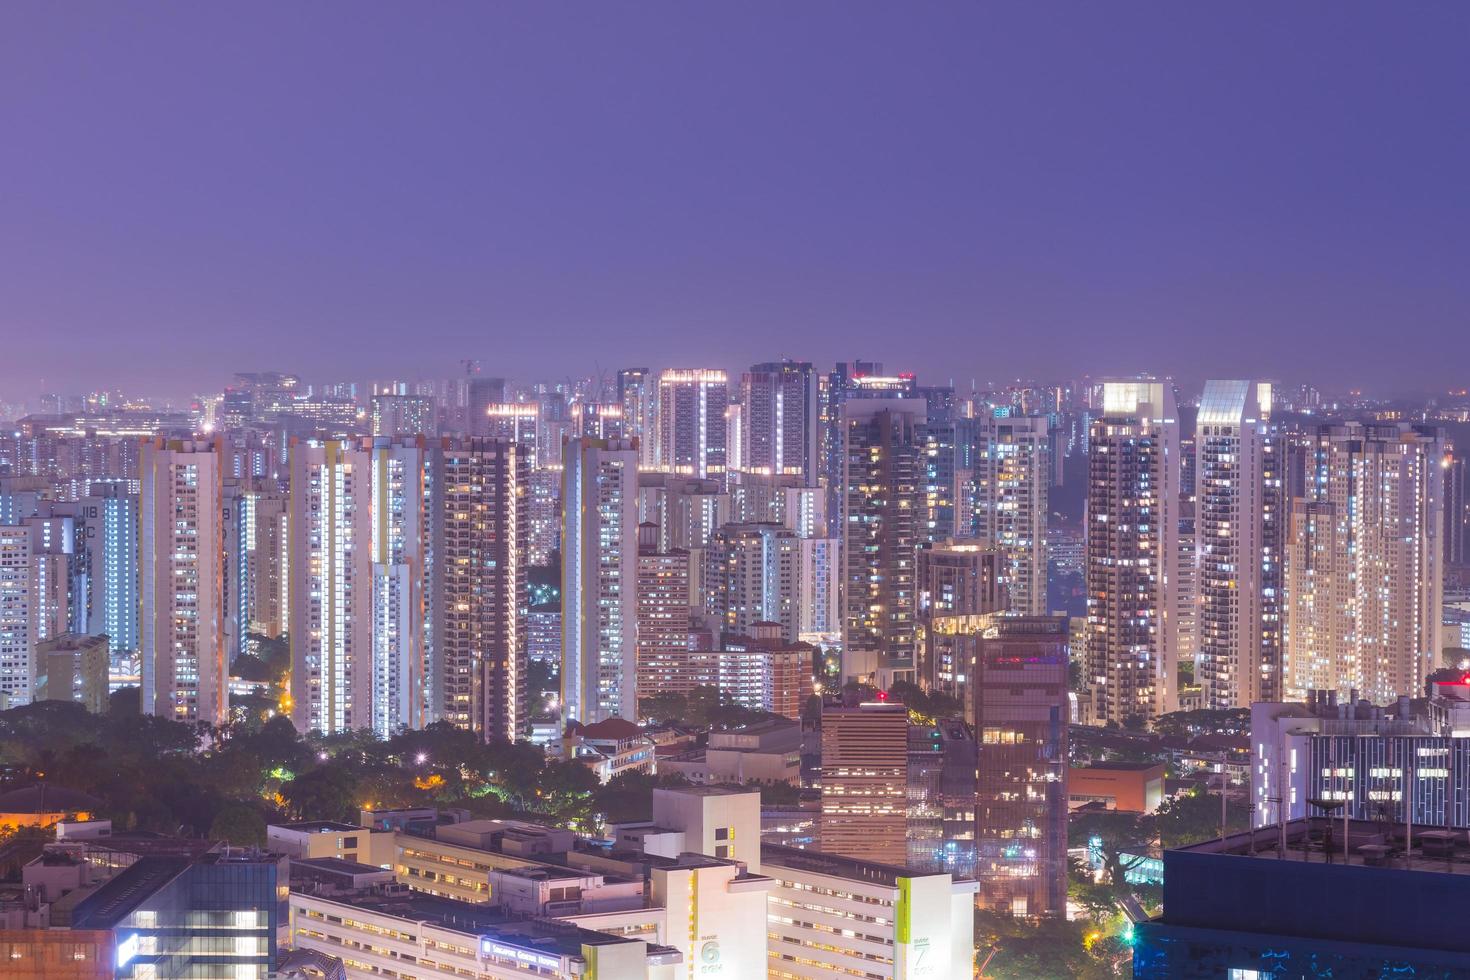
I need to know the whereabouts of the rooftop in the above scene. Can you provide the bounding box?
[303,888,671,960]
[274,820,363,834]
[1178,818,1470,877]
[1071,761,1165,773]
[657,785,758,798]
[762,842,966,888]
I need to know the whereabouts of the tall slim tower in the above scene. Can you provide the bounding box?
[968,415,1051,615]
[432,437,530,741]
[140,437,227,724]
[288,439,372,734]
[1084,381,1180,727]
[617,368,658,470]
[1195,381,1285,709]
[1284,423,1443,703]
[79,481,139,655]
[841,399,926,673]
[562,437,639,724]
[369,437,430,738]
[657,370,728,480]
[740,361,819,484]
[635,523,691,703]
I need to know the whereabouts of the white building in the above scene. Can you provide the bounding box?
[1284,422,1444,705]
[1195,380,1286,709]
[562,438,639,724]
[967,413,1051,616]
[657,369,728,480]
[1085,380,1180,726]
[289,439,373,734]
[140,437,227,724]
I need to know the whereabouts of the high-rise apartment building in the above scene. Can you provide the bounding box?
[916,540,1005,713]
[465,377,508,437]
[432,437,530,740]
[78,482,139,654]
[727,471,825,538]
[739,360,819,484]
[657,369,727,480]
[1446,451,1469,570]
[634,523,691,706]
[1195,381,1286,709]
[1284,422,1443,704]
[288,439,372,734]
[819,361,916,534]
[616,367,658,470]
[371,392,436,437]
[562,438,639,724]
[0,525,39,706]
[841,399,926,673]
[966,414,1051,615]
[820,701,910,866]
[368,437,430,737]
[797,535,841,642]
[1085,381,1180,727]
[140,437,227,724]
[974,616,1069,917]
[708,522,799,640]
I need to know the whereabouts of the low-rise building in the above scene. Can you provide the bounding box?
[35,633,109,714]
[568,718,657,783]
[657,719,803,785]
[267,820,395,868]
[1068,761,1166,813]
[288,882,682,980]
[393,821,644,914]
[763,843,977,980]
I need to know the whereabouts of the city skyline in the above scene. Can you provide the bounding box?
[4,4,1469,400]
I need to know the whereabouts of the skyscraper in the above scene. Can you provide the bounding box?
[916,540,1005,714]
[465,377,508,436]
[974,616,1069,918]
[78,481,139,655]
[820,701,910,866]
[708,522,800,640]
[370,392,436,437]
[139,437,227,724]
[967,414,1052,615]
[1195,380,1286,709]
[1085,381,1180,727]
[635,522,691,705]
[616,367,658,470]
[432,436,530,740]
[369,437,430,737]
[841,399,926,674]
[562,437,639,724]
[740,360,819,484]
[657,369,728,480]
[819,362,916,534]
[288,439,372,734]
[1446,451,1469,571]
[1284,423,1444,703]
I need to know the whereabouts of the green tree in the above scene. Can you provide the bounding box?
[209,804,268,847]
[1068,809,1155,887]
[281,765,360,822]
[1155,790,1249,848]
[109,686,141,716]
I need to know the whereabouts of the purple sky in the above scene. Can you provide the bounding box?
[3,3,1467,401]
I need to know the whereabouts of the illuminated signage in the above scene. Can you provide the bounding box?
[480,938,561,971]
